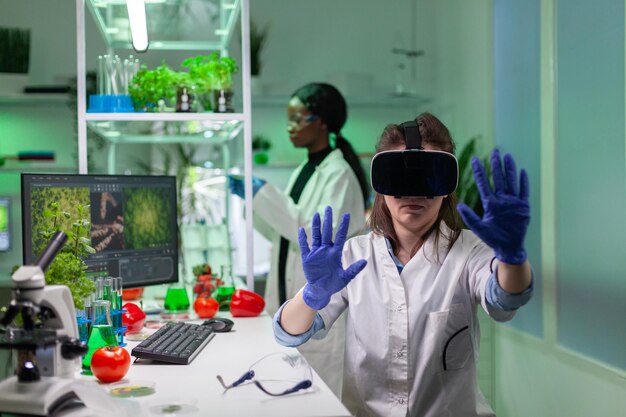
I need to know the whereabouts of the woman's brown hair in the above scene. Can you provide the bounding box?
[367,112,463,261]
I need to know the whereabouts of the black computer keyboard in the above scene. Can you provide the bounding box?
[131,322,215,364]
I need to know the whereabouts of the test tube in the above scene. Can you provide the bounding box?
[122,58,130,95]
[103,55,111,95]
[94,277,100,300]
[104,277,113,303]
[111,277,121,328]
[115,277,123,309]
[97,55,105,95]
[77,298,89,343]
[113,55,122,95]
[85,292,96,338]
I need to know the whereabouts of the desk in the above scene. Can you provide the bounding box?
[87,313,351,417]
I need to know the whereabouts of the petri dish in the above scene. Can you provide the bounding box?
[146,396,199,416]
[107,380,156,398]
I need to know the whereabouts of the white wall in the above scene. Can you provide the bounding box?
[248,0,494,173]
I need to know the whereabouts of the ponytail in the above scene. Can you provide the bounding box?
[335,134,369,206]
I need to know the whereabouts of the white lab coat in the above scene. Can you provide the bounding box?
[317,224,515,417]
[252,148,366,395]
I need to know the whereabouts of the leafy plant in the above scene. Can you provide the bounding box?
[456,135,489,220]
[192,263,212,277]
[0,27,30,73]
[128,62,182,111]
[182,52,239,91]
[181,54,214,93]
[214,55,238,90]
[252,134,272,151]
[250,20,270,76]
[37,202,96,309]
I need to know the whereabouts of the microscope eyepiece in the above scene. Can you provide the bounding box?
[34,231,68,272]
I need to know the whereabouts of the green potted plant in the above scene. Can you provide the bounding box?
[252,134,272,165]
[456,135,490,221]
[175,71,196,112]
[128,62,180,112]
[182,52,239,113]
[212,54,238,112]
[34,201,96,309]
[181,54,215,111]
[0,26,31,94]
[249,20,270,94]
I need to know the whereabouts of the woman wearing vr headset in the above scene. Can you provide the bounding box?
[229,82,369,395]
[273,112,534,416]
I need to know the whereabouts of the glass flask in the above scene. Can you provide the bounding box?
[213,265,235,312]
[82,300,117,371]
[163,287,191,312]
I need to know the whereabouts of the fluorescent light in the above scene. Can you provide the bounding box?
[126,0,148,52]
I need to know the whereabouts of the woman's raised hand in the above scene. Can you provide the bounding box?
[298,206,367,310]
[457,149,531,265]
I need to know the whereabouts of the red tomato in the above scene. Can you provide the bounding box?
[122,302,146,334]
[198,274,212,282]
[230,289,265,317]
[90,346,131,383]
[194,297,219,318]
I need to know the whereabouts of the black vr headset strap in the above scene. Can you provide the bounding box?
[397,121,427,199]
[400,121,423,150]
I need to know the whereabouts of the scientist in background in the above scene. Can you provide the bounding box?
[229,82,368,395]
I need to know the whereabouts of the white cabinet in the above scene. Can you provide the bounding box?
[75,0,255,290]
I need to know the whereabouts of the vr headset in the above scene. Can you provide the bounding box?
[370,121,458,198]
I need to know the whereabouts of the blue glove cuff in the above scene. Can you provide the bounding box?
[302,284,331,311]
[496,248,527,265]
[251,177,266,197]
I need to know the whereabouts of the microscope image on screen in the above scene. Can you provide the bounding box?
[90,191,124,252]
[29,186,91,258]
[122,187,175,249]
[22,174,179,288]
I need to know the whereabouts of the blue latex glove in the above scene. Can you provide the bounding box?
[457,149,530,265]
[298,206,367,310]
[228,175,266,199]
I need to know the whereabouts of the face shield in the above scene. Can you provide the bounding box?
[370,121,459,198]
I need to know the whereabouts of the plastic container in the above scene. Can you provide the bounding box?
[88,94,134,112]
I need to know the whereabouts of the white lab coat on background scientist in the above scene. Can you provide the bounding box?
[229,82,368,395]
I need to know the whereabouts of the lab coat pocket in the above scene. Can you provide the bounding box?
[441,303,472,372]
[424,304,472,375]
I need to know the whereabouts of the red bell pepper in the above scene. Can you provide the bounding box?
[230,289,265,317]
[122,302,146,334]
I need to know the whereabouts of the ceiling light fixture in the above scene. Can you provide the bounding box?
[126,0,149,52]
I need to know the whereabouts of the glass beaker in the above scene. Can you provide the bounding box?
[82,300,117,371]
[163,287,190,313]
[213,265,235,312]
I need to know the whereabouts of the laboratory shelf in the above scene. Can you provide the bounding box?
[76,0,255,290]
[84,112,245,122]
[87,119,243,144]
[86,0,241,53]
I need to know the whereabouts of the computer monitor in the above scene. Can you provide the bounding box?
[21,174,178,288]
[0,197,11,252]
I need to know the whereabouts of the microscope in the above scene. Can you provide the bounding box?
[0,231,88,416]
